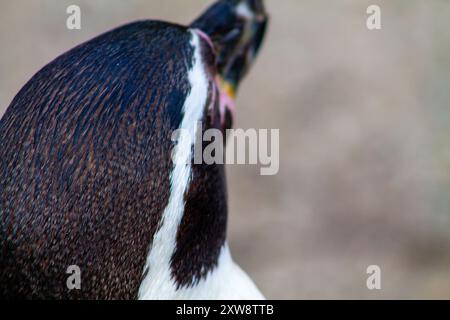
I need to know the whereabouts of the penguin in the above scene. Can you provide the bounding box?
[0,0,268,299]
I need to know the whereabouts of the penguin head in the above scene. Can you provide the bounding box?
[191,0,268,100]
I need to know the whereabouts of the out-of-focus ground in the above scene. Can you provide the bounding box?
[1,0,450,299]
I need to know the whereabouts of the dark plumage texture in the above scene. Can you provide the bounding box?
[0,20,196,299]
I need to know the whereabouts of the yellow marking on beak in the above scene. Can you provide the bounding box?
[218,77,236,100]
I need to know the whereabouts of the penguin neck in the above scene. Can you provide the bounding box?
[137,28,263,300]
[138,30,228,298]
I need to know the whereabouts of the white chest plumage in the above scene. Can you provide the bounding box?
[140,243,264,300]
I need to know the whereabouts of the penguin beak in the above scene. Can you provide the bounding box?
[191,0,268,97]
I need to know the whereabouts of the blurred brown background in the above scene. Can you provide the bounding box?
[1,0,450,299]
